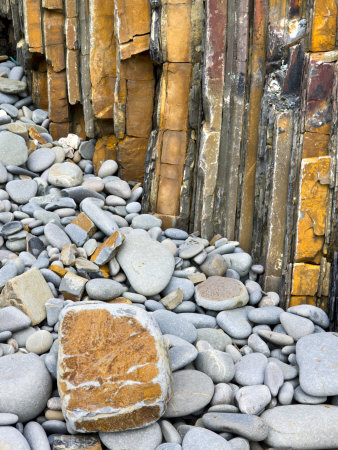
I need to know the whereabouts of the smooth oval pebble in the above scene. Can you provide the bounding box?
[26,330,53,355]
[100,422,162,450]
[195,349,235,383]
[0,412,19,425]
[235,385,271,415]
[131,213,162,230]
[44,222,71,250]
[0,426,30,450]
[48,162,83,187]
[86,278,125,300]
[217,307,252,339]
[182,427,231,450]
[24,421,50,450]
[235,353,268,386]
[153,310,197,343]
[248,306,283,325]
[164,370,214,418]
[27,148,55,172]
[6,179,37,204]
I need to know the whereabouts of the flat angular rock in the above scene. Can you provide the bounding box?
[90,231,124,265]
[261,405,338,449]
[195,276,249,311]
[58,302,171,433]
[59,272,88,301]
[296,332,338,396]
[163,370,214,418]
[0,267,53,325]
[202,412,268,441]
[0,353,52,422]
[117,234,175,296]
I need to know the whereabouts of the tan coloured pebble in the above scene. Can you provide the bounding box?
[188,273,207,284]
[160,288,183,310]
[82,177,104,192]
[61,243,77,266]
[45,409,65,421]
[26,330,53,355]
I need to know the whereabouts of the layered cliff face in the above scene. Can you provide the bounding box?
[0,0,337,310]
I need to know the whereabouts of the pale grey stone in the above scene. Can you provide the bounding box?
[182,427,231,450]
[235,353,268,386]
[165,228,189,240]
[164,370,214,418]
[27,148,55,172]
[294,386,327,404]
[160,420,182,444]
[278,382,294,405]
[196,328,231,351]
[48,162,82,188]
[26,330,53,354]
[235,385,271,415]
[117,234,175,296]
[81,198,118,236]
[44,223,71,250]
[0,412,18,425]
[24,421,50,450]
[217,307,252,339]
[100,423,162,450]
[248,306,283,325]
[280,312,314,340]
[98,160,118,178]
[247,333,270,356]
[287,304,329,328]
[222,253,252,276]
[261,405,338,449]
[211,383,234,405]
[264,361,284,396]
[0,426,30,450]
[6,179,37,204]
[296,332,338,396]
[0,306,31,332]
[85,278,125,300]
[196,349,235,383]
[153,310,197,343]
[258,329,294,346]
[179,312,216,329]
[131,213,162,230]
[12,327,36,347]
[162,276,194,301]
[105,179,131,199]
[268,357,298,380]
[202,412,268,441]
[0,353,52,421]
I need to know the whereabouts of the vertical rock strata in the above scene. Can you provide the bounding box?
[58,302,172,433]
[2,0,337,307]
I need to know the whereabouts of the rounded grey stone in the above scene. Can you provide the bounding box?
[247,306,283,325]
[278,382,294,405]
[153,310,197,343]
[117,234,175,296]
[164,228,189,240]
[86,278,125,300]
[296,332,338,397]
[156,444,182,450]
[0,131,28,166]
[169,345,198,371]
[44,223,71,250]
[0,353,52,421]
[268,357,298,380]
[0,426,30,450]
[202,412,268,441]
[182,427,231,450]
[27,148,55,172]
[48,162,83,188]
[261,405,338,449]
[235,385,271,415]
[12,327,36,347]
[0,412,19,425]
[164,370,214,418]
[0,306,31,332]
[6,179,37,204]
[258,329,294,346]
[179,312,216,329]
[162,276,195,301]
[287,304,329,328]
[264,361,284,396]
[294,386,327,404]
[196,328,232,351]
[280,312,314,340]
[222,253,252,277]
[235,353,268,386]
[24,421,50,450]
[100,422,162,450]
[105,179,131,199]
[196,349,235,383]
[131,213,162,230]
[217,307,252,339]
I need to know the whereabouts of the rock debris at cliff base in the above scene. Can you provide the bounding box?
[0,60,337,450]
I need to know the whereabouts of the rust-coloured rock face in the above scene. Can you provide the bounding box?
[58,302,172,433]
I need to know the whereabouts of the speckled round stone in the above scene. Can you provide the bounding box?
[195,276,249,311]
[26,330,53,355]
[48,162,83,187]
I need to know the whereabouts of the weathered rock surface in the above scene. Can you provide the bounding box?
[58,302,171,432]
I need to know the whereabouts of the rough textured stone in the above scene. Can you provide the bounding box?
[195,276,249,311]
[0,268,53,325]
[58,302,171,432]
[52,435,102,450]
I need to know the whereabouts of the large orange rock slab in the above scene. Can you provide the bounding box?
[23,0,43,53]
[89,0,116,119]
[294,157,330,264]
[118,136,148,182]
[291,263,320,296]
[47,67,69,123]
[309,0,337,52]
[43,10,65,72]
[58,302,171,433]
